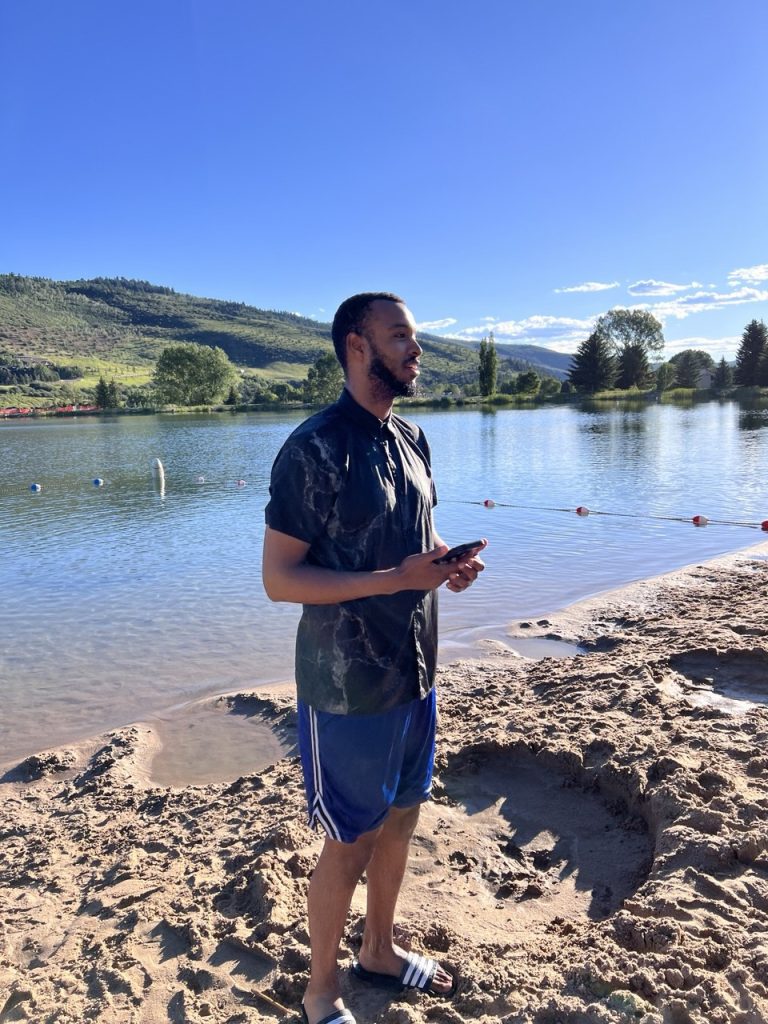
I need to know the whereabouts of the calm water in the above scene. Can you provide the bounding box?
[1,399,767,766]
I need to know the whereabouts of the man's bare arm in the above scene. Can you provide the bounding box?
[262,526,463,604]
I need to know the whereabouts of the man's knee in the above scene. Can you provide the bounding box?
[321,826,382,881]
[383,802,421,840]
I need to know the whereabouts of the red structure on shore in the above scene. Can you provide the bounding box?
[0,404,99,418]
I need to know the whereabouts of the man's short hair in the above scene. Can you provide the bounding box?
[331,292,405,370]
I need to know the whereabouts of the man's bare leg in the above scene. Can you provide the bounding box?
[303,829,380,1024]
[358,804,454,994]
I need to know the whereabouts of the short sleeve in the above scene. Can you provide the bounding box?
[264,436,337,545]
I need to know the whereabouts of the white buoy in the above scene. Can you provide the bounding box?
[236,479,246,487]
[93,478,104,487]
[152,458,165,485]
[30,482,42,492]
[196,475,205,484]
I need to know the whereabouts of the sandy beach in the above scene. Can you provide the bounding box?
[2,545,768,1024]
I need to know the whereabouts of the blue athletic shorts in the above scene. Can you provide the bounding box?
[297,689,436,844]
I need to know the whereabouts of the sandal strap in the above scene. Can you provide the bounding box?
[400,952,438,991]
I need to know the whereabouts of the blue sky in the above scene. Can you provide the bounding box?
[1,0,766,359]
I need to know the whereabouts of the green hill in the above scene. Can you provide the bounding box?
[0,274,572,394]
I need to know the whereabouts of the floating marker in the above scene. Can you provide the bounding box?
[151,458,165,485]
[30,482,42,492]
[196,475,205,484]
[692,515,709,527]
[576,506,590,516]
[93,478,104,487]
[483,498,495,508]
[762,520,768,532]
[236,479,247,487]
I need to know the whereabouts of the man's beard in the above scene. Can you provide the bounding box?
[366,342,419,401]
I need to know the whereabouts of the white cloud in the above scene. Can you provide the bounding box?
[663,335,741,359]
[449,325,488,338]
[555,281,620,294]
[451,314,594,353]
[627,279,701,297]
[416,317,458,332]
[643,286,768,321]
[728,263,768,286]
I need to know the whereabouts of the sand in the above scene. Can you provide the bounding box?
[2,546,768,1024]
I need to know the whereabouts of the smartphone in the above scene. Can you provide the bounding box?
[432,540,485,564]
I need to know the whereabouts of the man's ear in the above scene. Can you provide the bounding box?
[346,330,366,364]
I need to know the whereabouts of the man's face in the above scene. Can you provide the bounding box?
[361,300,422,400]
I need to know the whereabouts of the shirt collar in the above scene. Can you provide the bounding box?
[335,387,393,439]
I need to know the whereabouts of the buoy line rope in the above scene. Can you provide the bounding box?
[446,499,768,531]
[3,472,767,532]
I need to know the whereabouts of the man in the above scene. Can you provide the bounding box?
[262,292,486,1024]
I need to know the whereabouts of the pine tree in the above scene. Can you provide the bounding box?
[616,342,652,389]
[734,320,767,386]
[106,379,120,407]
[672,350,700,388]
[478,332,498,396]
[567,329,617,393]
[712,357,733,390]
[95,376,109,409]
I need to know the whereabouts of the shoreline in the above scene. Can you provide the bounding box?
[3,538,767,785]
[2,544,768,1021]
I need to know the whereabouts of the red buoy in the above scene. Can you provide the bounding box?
[692,515,708,527]
[576,506,590,516]
[483,498,495,508]
[762,520,768,532]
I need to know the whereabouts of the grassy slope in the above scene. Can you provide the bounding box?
[0,274,570,389]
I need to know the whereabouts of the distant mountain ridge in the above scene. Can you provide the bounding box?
[0,274,573,384]
[453,338,573,379]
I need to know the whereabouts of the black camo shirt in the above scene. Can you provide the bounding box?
[265,388,438,715]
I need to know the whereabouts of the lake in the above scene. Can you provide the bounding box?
[1,397,767,769]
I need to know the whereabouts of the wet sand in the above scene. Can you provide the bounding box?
[1,543,767,1023]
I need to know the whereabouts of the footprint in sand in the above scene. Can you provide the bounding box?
[411,744,652,943]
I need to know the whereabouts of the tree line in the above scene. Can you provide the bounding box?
[566,313,768,394]
[8,316,767,412]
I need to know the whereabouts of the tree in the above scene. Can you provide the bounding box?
[671,350,702,388]
[539,376,561,396]
[712,357,733,390]
[596,309,665,358]
[106,379,120,408]
[478,332,498,397]
[757,350,768,388]
[616,343,652,389]
[123,384,153,408]
[671,346,720,374]
[516,369,541,394]
[734,320,767,386]
[303,351,343,405]
[654,361,677,392]
[95,376,110,409]
[567,329,617,393]
[153,343,236,406]
[595,309,663,390]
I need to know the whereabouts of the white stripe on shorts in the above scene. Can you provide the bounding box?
[308,708,343,842]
